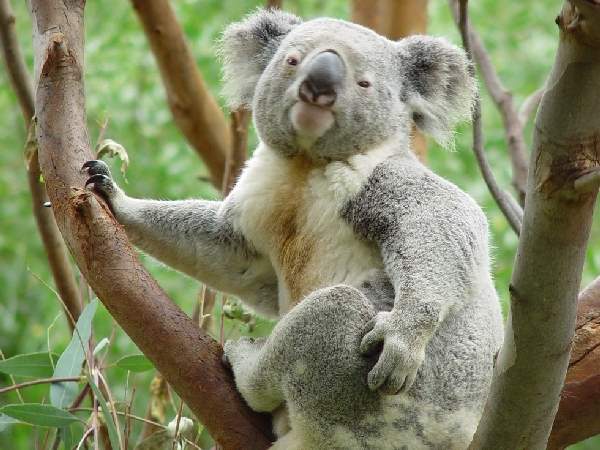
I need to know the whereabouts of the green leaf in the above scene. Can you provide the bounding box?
[51,299,98,408]
[60,424,75,450]
[0,352,58,378]
[0,413,22,432]
[115,354,154,373]
[88,374,121,450]
[0,404,79,428]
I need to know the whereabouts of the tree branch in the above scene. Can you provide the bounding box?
[29,1,271,448]
[449,0,530,204]
[0,0,82,329]
[456,2,523,235]
[351,0,429,162]
[469,0,600,448]
[549,275,600,448]
[129,0,230,189]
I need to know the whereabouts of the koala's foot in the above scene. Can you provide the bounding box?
[82,160,118,202]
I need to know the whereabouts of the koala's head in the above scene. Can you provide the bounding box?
[220,9,476,161]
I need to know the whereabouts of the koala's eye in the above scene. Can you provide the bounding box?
[286,56,299,66]
[358,80,371,88]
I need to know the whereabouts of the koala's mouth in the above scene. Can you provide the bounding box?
[289,101,335,145]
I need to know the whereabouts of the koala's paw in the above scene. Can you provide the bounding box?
[82,160,118,201]
[223,337,265,373]
[360,312,427,395]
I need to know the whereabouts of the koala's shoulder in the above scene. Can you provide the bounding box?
[341,155,487,241]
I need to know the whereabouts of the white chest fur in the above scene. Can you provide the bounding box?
[229,143,396,314]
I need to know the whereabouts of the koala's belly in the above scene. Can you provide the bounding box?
[231,147,386,314]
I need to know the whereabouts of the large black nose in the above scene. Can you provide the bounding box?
[299,50,344,107]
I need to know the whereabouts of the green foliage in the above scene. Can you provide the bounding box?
[0,352,57,378]
[115,355,154,373]
[0,0,598,448]
[50,299,97,409]
[0,404,79,428]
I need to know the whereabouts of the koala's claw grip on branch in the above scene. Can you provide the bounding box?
[82,160,117,201]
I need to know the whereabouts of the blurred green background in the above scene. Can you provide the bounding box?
[1,0,598,448]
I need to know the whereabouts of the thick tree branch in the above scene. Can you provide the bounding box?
[351,0,428,162]
[456,3,523,235]
[549,275,600,448]
[469,0,600,448]
[129,0,230,189]
[29,1,271,448]
[0,0,82,329]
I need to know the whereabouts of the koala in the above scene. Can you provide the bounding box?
[83,8,504,450]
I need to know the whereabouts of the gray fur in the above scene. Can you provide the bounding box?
[84,9,502,449]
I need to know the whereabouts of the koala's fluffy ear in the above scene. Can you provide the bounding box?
[396,36,476,148]
[219,8,302,109]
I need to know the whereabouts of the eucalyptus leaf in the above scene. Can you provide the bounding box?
[115,354,154,373]
[0,352,57,378]
[51,299,98,408]
[0,404,79,428]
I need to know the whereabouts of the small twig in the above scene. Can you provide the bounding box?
[449,0,530,204]
[0,376,83,395]
[97,370,124,450]
[171,398,185,450]
[457,0,523,235]
[123,385,135,450]
[71,407,166,430]
[76,427,95,450]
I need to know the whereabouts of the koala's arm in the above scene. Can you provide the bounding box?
[82,160,277,313]
[345,158,490,394]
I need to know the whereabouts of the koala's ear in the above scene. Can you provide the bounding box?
[395,36,476,148]
[219,8,302,109]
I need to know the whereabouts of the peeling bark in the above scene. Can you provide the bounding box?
[29,1,272,448]
[470,1,600,448]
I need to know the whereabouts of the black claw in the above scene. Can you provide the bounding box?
[85,173,112,190]
[81,160,111,177]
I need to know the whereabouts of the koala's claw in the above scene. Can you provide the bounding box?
[360,312,426,395]
[85,173,117,200]
[81,159,111,177]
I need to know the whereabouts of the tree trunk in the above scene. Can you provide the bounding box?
[29,1,272,448]
[470,1,600,448]
[351,0,428,161]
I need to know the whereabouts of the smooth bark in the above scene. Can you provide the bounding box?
[470,1,600,448]
[130,0,230,189]
[30,1,272,448]
[0,0,82,328]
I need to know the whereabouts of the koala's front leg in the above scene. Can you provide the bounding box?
[81,160,276,306]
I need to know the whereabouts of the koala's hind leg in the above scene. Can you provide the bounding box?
[226,285,381,447]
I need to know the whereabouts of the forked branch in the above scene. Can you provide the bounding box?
[29,1,272,448]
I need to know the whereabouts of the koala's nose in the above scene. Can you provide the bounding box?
[299,50,344,107]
